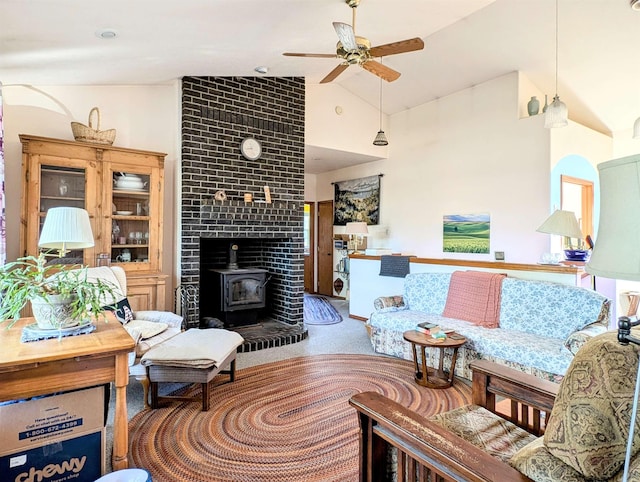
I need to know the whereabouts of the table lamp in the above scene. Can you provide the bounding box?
[38,207,95,257]
[586,154,640,481]
[345,221,368,254]
[536,209,588,261]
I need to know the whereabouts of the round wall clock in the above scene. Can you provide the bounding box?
[240,137,262,160]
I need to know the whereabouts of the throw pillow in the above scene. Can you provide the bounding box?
[544,331,640,479]
[373,295,406,311]
[125,319,168,339]
[103,298,134,324]
[563,323,608,355]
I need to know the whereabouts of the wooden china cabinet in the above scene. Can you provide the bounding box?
[19,134,168,311]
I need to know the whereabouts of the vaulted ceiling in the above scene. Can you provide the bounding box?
[4,0,640,172]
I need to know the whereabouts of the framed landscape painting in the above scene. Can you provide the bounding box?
[443,213,490,254]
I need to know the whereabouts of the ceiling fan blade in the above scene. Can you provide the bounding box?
[362,60,401,82]
[320,64,349,84]
[283,52,337,58]
[369,38,425,58]
[333,22,358,51]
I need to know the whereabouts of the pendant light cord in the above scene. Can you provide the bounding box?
[379,58,383,130]
[554,0,559,96]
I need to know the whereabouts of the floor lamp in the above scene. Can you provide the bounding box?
[586,154,640,481]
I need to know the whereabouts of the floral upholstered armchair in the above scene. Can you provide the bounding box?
[350,330,640,481]
[84,266,183,406]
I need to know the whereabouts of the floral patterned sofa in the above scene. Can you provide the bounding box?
[366,271,611,382]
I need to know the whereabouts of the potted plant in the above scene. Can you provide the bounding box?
[0,253,118,329]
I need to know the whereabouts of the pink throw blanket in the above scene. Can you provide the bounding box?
[442,271,506,328]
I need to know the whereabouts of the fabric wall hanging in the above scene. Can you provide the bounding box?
[333,174,381,226]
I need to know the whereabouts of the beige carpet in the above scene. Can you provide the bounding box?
[128,354,472,482]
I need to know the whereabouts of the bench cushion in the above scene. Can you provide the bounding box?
[429,405,537,463]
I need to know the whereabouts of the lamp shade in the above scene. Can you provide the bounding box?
[633,116,640,139]
[373,130,389,146]
[544,95,569,128]
[586,154,640,281]
[345,221,369,235]
[38,207,94,252]
[536,209,583,238]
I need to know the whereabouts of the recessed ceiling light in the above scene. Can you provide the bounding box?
[95,29,118,40]
[632,0,640,11]
[254,66,268,74]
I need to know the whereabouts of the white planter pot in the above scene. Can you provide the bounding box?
[30,294,79,329]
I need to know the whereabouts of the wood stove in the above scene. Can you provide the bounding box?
[207,267,269,327]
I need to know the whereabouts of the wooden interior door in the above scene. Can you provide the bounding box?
[317,200,334,296]
[304,202,315,293]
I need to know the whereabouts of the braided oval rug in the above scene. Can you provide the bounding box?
[128,354,471,482]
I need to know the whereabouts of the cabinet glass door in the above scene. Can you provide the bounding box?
[39,165,86,262]
[111,171,151,267]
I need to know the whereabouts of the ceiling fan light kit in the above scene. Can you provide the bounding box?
[282,0,424,84]
[631,0,640,11]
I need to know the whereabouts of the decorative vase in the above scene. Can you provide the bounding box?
[542,94,549,113]
[527,96,539,116]
[58,178,69,196]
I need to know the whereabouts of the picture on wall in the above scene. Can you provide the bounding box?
[443,213,490,254]
[333,175,380,225]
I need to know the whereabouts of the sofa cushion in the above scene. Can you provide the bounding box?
[509,437,589,481]
[499,278,607,339]
[429,405,537,463]
[544,331,640,479]
[403,273,451,313]
[369,309,575,376]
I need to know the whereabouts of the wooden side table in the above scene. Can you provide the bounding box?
[0,316,135,470]
[403,330,466,389]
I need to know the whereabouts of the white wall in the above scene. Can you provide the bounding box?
[312,72,621,267]
[3,83,182,307]
[306,83,388,159]
[551,121,612,170]
[316,72,551,263]
[304,173,317,201]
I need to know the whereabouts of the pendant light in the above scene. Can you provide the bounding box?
[373,59,389,146]
[545,0,568,128]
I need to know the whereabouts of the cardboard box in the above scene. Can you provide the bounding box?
[0,386,105,482]
[1,430,104,482]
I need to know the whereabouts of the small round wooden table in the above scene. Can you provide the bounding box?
[403,330,466,389]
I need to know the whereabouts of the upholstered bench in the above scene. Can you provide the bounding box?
[141,328,244,411]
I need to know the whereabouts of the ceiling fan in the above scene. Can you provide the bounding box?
[283,0,425,84]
